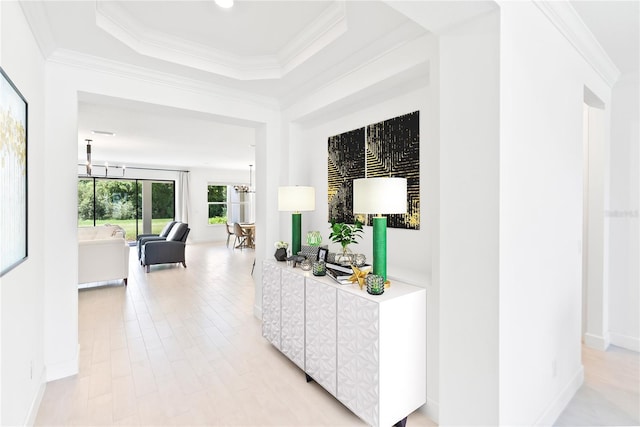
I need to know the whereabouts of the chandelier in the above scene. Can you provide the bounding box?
[234,165,254,193]
[85,138,125,177]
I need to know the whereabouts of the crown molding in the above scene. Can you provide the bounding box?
[19,1,57,58]
[278,1,348,75]
[533,0,620,87]
[47,49,280,110]
[280,24,430,109]
[95,0,347,81]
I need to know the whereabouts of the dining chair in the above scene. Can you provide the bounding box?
[233,222,248,250]
[225,223,235,248]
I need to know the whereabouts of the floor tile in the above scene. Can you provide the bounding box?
[34,242,637,427]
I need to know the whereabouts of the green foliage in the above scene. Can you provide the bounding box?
[77,179,95,220]
[208,217,227,224]
[78,179,175,227]
[208,185,227,224]
[94,179,137,220]
[208,185,226,203]
[152,182,174,219]
[329,219,363,249]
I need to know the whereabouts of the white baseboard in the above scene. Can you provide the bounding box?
[610,332,640,352]
[535,364,584,426]
[46,345,79,381]
[584,332,611,351]
[25,368,47,426]
[419,396,439,424]
[253,304,262,321]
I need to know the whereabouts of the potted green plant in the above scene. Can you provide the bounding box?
[329,219,364,264]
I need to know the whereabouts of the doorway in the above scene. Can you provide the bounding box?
[582,88,609,350]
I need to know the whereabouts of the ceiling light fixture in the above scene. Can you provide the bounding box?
[84,138,124,177]
[91,130,116,136]
[215,0,234,8]
[85,139,92,176]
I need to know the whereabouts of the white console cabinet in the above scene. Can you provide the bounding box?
[280,268,305,369]
[305,276,337,395]
[261,261,281,349]
[262,260,426,427]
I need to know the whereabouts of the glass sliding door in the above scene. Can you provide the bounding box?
[151,181,175,234]
[78,177,175,242]
[94,178,138,240]
[77,178,95,227]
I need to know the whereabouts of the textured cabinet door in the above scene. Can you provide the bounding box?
[261,262,281,349]
[280,269,305,369]
[337,291,380,427]
[305,277,337,395]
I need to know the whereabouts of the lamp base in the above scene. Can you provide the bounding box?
[372,216,387,281]
[292,212,302,256]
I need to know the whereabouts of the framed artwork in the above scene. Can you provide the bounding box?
[328,127,365,223]
[0,67,28,277]
[366,111,420,229]
[317,247,328,262]
[327,111,420,230]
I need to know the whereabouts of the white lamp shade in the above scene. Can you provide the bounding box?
[353,177,407,214]
[278,186,316,212]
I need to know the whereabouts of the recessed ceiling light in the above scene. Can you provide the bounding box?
[91,130,116,136]
[215,0,234,8]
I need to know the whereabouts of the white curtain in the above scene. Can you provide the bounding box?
[177,171,190,224]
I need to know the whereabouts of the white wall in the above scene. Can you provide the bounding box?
[0,2,47,425]
[438,10,501,425]
[608,72,640,351]
[498,2,612,425]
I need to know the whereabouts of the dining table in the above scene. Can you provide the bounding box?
[240,223,255,248]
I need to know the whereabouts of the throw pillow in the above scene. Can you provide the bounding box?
[159,221,177,237]
[166,223,187,241]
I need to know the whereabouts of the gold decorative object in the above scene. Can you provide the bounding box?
[348,265,371,290]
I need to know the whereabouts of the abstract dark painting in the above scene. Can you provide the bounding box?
[327,111,420,229]
[366,111,420,229]
[327,127,365,223]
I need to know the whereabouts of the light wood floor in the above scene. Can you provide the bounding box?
[35,242,638,426]
[36,243,435,426]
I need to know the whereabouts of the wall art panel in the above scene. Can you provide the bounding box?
[327,111,419,230]
[327,127,365,223]
[1,67,28,276]
[366,111,420,229]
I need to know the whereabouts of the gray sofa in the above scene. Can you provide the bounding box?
[140,222,190,272]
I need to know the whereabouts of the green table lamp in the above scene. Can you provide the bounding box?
[278,186,316,256]
[353,177,407,282]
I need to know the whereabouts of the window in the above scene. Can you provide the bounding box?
[208,184,255,225]
[78,177,175,241]
[207,185,228,224]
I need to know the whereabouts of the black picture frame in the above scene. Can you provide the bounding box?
[317,247,328,262]
[0,67,28,277]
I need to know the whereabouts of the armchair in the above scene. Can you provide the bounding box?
[137,221,177,262]
[140,222,190,272]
